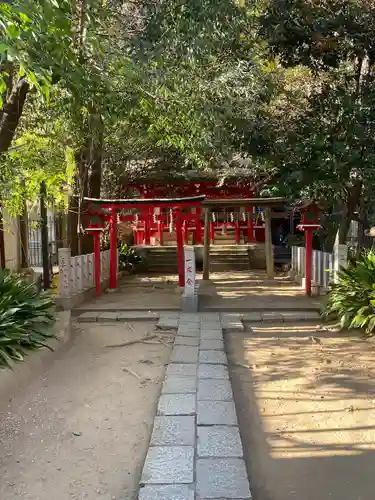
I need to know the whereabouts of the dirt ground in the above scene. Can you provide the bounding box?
[227,323,375,500]
[0,321,171,500]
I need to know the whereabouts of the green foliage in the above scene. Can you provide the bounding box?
[0,270,56,369]
[118,244,143,274]
[324,251,375,335]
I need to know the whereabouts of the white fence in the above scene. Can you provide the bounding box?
[291,246,346,293]
[58,248,111,298]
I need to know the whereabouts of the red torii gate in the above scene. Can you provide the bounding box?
[84,195,205,295]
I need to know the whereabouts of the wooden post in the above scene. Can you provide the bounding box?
[264,206,274,279]
[158,221,164,246]
[40,181,50,289]
[210,221,215,244]
[175,212,184,287]
[203,208,211,281]
[235,219,240,245]
[109,209,117,290]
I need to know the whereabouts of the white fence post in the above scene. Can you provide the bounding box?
[82,254,89,289]
[88,253,94,288]
[58,248,72,298]
[76,255,84,292]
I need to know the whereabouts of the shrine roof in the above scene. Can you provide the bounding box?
[84,195,205,207]
[202,197,288,208]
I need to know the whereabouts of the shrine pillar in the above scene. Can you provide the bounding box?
[247,207,254,243]
[195,207,202,245]
[175,211,185,286]
[109,209,118,290]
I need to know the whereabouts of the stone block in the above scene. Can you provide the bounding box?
[198,364,229,380]
[196,458,251,499]
[76,312,98,323]
[241,312,262,323]
[197,401,237,426]
[139,484,194,500]
[166,364,197,377]
[162,376,197,394]
[177,326,200,338]
[171,346,199,364]
[197,426,243,458]
[151,416,195,446]
[281,311,320,322]
[141,446,194,484]
[199,350,227,365]
[200,339,224,351]
[175,336,200,346]
[157,394,196,416]
[157,314,179,330]
[198,379,233,401]
[261,312,283,322]
[98,311,118,322]
[117,311,159,321]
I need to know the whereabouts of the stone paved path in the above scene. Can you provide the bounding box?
[139,313,252,500]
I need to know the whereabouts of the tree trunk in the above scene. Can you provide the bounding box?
[338,180,362,244]
[81,112,104,255]
[0,78,29,157]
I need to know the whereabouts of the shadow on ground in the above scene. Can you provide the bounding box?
[227,324,375,500]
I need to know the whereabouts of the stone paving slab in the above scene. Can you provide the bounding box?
[175,336,200,346]
[198,426,243,458]
[141,446,194,484]
[196,458,251,499]
[200,339,224,350]
[157,394,196,416]
[200,329,224,340]
[199,350,227,365]
[171,346,199,364]
[177,327,201,338]
[166,364,197,377]
[139,484,194,500]
[157,314,180,330]
[151,416,195,446]
[198,364,229,380]
[198,379,233,401]
[162,376,197,394]
[197,401,238,426]
[139,312,251,500]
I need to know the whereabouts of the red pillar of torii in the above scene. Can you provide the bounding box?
[85,196,205,294]
[297,204,321,296]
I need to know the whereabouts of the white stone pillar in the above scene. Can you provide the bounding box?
[58,248,72,298]
[184,246,196,296]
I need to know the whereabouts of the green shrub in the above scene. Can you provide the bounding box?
[118,244,144,273]
[0,270,56,368]
[323,250,375,335]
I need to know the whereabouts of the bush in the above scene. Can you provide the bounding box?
[0,270,56,368]
[323,250,375,335]
[118,243,144,273]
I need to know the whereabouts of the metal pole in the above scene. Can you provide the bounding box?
[203,208,211,281]
[40,181,50,289]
